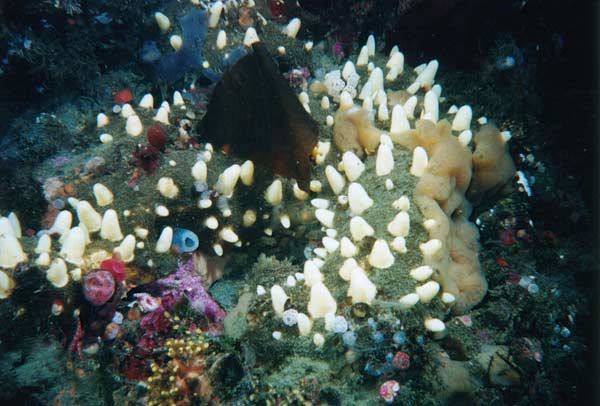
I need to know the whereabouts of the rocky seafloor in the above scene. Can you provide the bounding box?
[0,1,596,405]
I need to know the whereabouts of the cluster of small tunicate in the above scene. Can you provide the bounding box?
[282,309,299,326]
[372,331,385,344]
[332,315,349,333]
[364,361,387,377]
[365,349,412,378]
[112,311,124,324]
[345,328,408,350]
[385,353,394,363]
[392,331,407,345]
[215,195,231,217]
[323,69,360,100]
[323,70,345,98]
[52,198,66,210]
[195,181,209,194]
[364,352,406,376]
[518,275,540,294]
[550,323,573,352]
[554,325,571,338]
[362,318,385,344]
[342,330,357,347]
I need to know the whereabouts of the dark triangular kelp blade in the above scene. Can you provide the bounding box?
[199,42,318,189]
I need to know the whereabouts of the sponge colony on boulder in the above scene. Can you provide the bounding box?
[467,124,516,204]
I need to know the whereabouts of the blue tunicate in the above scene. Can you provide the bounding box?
[562,344,572,352]
[202,67,221,82]
[221,46,247,69]
[372,331,384,344]
[560,327,571,338]
[52,198,65,210]
[140,41,161,64]
[156,9,217,83]
[282,309,299,326]
[172,228,199,253]
[385,352,394,363]
[332,316,349,334]
[380,363,392,374]
[111,311,123,324]
[194,180,208,193]
[93,12,113,24]
[518,276,532,289]
[314,68,325,80]
[527,283,540,295]
[415,335,425,345]
[157,52,186,83]
[553,324,561,334]
[342,331,357,347]
[496,56,516,71]
[364,362,382,377]
[393,331,407,345]
[367,318,377,330]
[217,196,230,215]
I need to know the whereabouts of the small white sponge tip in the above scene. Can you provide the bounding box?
[368,239,394,269]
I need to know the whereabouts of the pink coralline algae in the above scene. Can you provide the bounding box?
[156,256,226,322]
[83,270,115,306]
[132,256,225,356]
[514,337,544,363]
[500,228,516,246]
[331,41,344,59]
[457,314,473,327]
[131,144,161,175]
[42,176,65,202]
[82,156,106,176]
[136,327,163,356]
[69,312,85,359]
[51,155,71,168]
[140,306,171,335]
[392,351,411,370]
[284,67,311,91]
[379,380,400,403]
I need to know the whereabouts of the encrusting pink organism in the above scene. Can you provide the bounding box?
[392,351,410,370]
[132,144,161,175]
[83,270,115,306]
[156,255,226,322]
[379,380,400,403]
